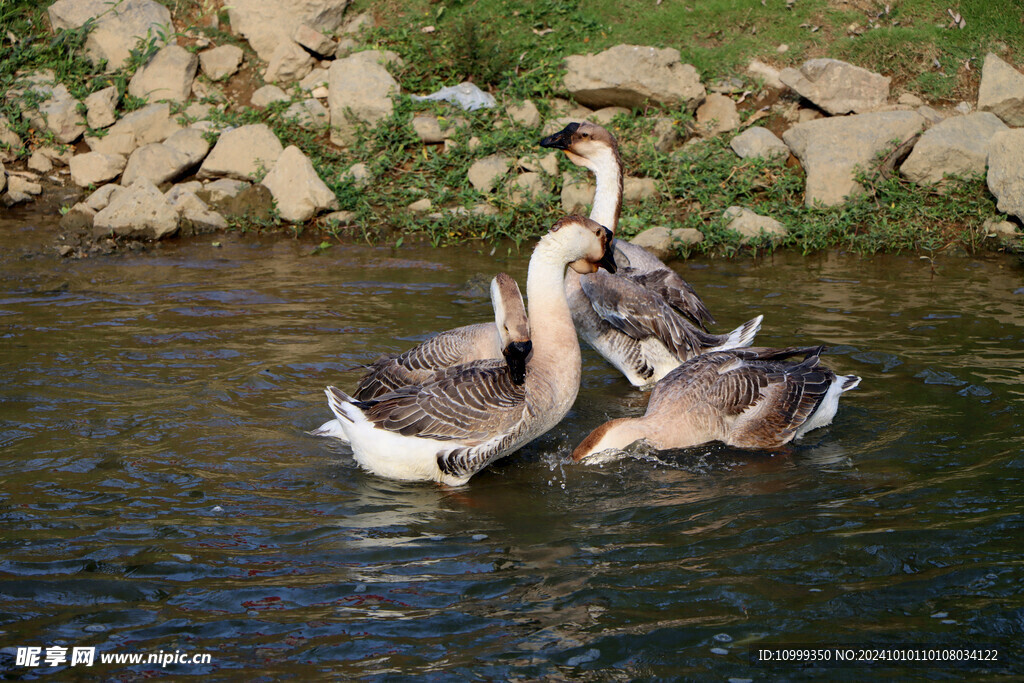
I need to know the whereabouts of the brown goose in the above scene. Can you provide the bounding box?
[323,216,617,486]
[540,121,762,388]
[572,346,860,461]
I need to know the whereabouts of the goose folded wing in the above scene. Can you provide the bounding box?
[580,271,711,360]
[619,267,715,329]
[359,360,526,441]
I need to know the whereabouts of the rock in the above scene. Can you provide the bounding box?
[7,175,41,196]
[184,102,213,120]
[955,101,973,116]
[69,152,127,187]
[467,154,512,193]
[84,86,119,129]
[0,162,6,193]
[561,180,594,214]
[723,206,787,242]
[346,162,370,186]
[517,152,559,177]
[191,79,226,103]
[121,143,191,185]
[328,51,400,146]
[264,41,314,84]
[564,44,706,110]
[198,124,284,181]
[746,59,785,90]
[93,178,179,239]
[59,202,96,231]
[696,93,740,137]
[898,93,924,107]
[779,58,890,115]
[590,106,631,126]
[901,112,1009,185]
[84,183,122,211]
[978,52,1024,126]
[340,10,372,35]
[227,0,350,61]
[285,99,329,129]
[27,152,53,174]
[629,225,703,260]
[199,45,244,81]
[730,127,790,160]
[624,176,656,202]
[260,145,338,222]
[507,100,541,128]
[917,105,946,125]
[324,210,357,225]
[211,182,273,220]
[407,198,432,212]
[293,24,335,55]
[199,178,249,204]
[797,107,823,123]
[167,190,228,233]
[783,111,925,206]
[983,217,1019,238]
[299,68,330,92]
[128,44,199,103]
[14,78,86,143]
[87,103,182,155]
[163,127,211,167]
[0,116,23,162]
[987,129,1024,222]
[47,0,172,71]
[251,85,290,108]
[411,115,444,143]
[38,147,73,166]
[511,172,546,203]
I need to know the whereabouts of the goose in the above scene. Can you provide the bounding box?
[539,121,762,388]
[311,273,531,441]
[322,215,617,486]
[571,346,861,461]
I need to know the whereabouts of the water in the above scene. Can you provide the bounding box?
[1,220,1023,679]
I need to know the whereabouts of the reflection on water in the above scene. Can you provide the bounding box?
[1,226,1023,678]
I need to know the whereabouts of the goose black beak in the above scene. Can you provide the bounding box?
[598,227,617,273]
[538,122,579,150]
[503,340,532,385]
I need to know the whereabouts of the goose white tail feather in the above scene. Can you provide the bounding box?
[712,314,763,352]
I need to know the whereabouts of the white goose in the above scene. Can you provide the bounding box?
[311,273,531,441]
[572,346,861,461]
[539,121,762,388]
[323,215,618,486]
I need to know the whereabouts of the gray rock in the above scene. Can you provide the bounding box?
[624,176,656,202]
[510,172,546,203]
[324,210,357,225]
[651,117,680,153]
[198,124,284,181]
[517,152,559,177]
[165,181,203,203]
[85,132,137,156]
[0,161,7,193]
[260,145,338,222]
[779,58,890,115]
[167,190,227,233]
[898,93,925,107]
[407,198,432,213]
[730,127,790,160]
[696,93,740,137]
[7,175,41,196]
[629,225,703,260]
[561,180,594,214]
[227,0,350,62]
[507,100,541,128]
[346,162,371,186]
[200,178,249,203]
[299,68,330,92]
[69,151,127,187]
[47,0,172,71]
[590,106,631,126]
[93,178,179,239]
[251,85,290,108]
[86,103,182,155]
[564,44,706,110]
[746,59,785,90]
[293,24,335,55]
[467,154,512,193]
[978,52,1024,126]
[121,143,191,185]
[987,129,1024,222]
[59,202,96,231]
[84,86,118,129]
[263,40,315,84]
[411,115,444,143]
[723,206,787,242]
[84,183,123,211]
[27,152,53,174]
[164,127,211,166]
[284,99,329,129]
[39,147,74,166]
[983,217,1019,238]
[783,111,925,206]
[0,116,23,162]
[13,77,86,143]
[128,44,199,103]
[901,112,1008,185]
[917,105,946,125]
[199,45,244,81]
[328,51,400,146]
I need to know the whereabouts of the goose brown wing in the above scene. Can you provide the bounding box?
[619,267,715,329]
[580,271,718,360]
[358,360,526,441]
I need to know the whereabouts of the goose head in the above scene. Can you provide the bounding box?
[547,215,617,275]
[539,121,620,171]
[491,272,532,384]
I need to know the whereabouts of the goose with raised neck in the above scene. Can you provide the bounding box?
[540,121,763,388]
[572,346,861,461]
[322,216,616,486]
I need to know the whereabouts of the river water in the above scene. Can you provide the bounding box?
[1,217,1022,679]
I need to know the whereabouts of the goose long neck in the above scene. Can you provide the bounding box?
[525,237,581,387]
[587,147,623,234]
